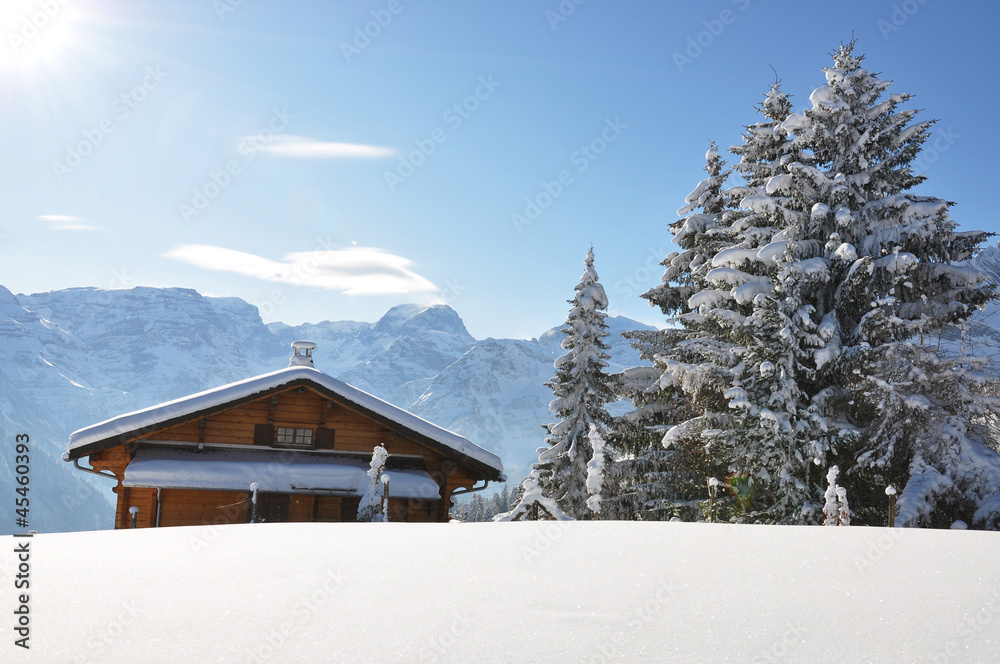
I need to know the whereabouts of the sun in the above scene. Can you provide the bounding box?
[0,0,80,69]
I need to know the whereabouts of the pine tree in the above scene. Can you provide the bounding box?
[537,247,613,519]
[608,143,738,521]
[495,483,511,515]
[641,41,1000,527]
[793,41,998,526]
[645,141,734,319]
[605,355,720,520]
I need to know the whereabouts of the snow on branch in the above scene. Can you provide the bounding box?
[494,468,574,522]
[823,466,850,526]
[585,424,606,518]
[357,445,390,522]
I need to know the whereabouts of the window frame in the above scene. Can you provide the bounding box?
[274,426,315,449]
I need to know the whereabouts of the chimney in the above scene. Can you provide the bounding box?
[289,340,316,367]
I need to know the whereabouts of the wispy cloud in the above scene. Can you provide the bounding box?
[163,244,438,296]
[249,135,396,159]
[35,215,104,231]
[37,215,81,222]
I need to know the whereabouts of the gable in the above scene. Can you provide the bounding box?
[142,385,432,457]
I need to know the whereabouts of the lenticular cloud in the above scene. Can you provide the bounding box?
[164,244,437,296]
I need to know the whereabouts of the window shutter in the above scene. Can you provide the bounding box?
[341,496,361,521]
[315,428,335,449]
[253,424,275,446]
[258,493,289,523]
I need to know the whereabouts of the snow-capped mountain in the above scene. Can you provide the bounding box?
[0,285,652,533]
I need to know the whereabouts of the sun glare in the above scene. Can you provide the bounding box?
[0,0,80,69]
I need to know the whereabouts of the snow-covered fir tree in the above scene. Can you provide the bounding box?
[797,42,1000,528]
[641,41,1000,527]
[450,484,512,522]
[605,357,723,520]
[607,143,734,521]
[357,445,389,522]
[536,247,613,519]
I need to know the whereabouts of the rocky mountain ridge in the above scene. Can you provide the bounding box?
[0,285,651,533]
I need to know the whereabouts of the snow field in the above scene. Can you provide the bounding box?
[2,521,999,663]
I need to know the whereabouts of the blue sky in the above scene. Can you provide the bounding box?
[2,0,998,339]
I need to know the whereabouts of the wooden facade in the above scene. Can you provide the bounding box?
[67,351,503,528]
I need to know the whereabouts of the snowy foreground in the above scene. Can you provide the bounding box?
[2,522,999,663]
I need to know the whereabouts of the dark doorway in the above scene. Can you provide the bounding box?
[257,492,289,523]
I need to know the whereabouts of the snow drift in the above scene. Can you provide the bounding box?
[1,522,998,663]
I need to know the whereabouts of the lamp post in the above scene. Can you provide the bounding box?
[886,486,897,527]
[707,477,719,523]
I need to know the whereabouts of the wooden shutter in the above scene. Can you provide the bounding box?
[315,428,335,449]
[340,496,361,522]
[253,424,275,446]
[258,493,289,523]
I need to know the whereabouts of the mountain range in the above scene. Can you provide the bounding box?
[6,242,1000,534]
[0,283,651,534]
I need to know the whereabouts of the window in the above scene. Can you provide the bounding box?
[275,427,313,447]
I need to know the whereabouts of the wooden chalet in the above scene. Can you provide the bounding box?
[64,341,505,528]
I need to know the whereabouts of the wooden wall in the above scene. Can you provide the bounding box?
[114,491,440,527]
[139,389,435,454]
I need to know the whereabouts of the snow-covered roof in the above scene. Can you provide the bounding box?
[124,447,441,500]
[67,365,503,477]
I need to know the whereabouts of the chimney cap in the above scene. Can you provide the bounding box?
[289,340,316,367]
